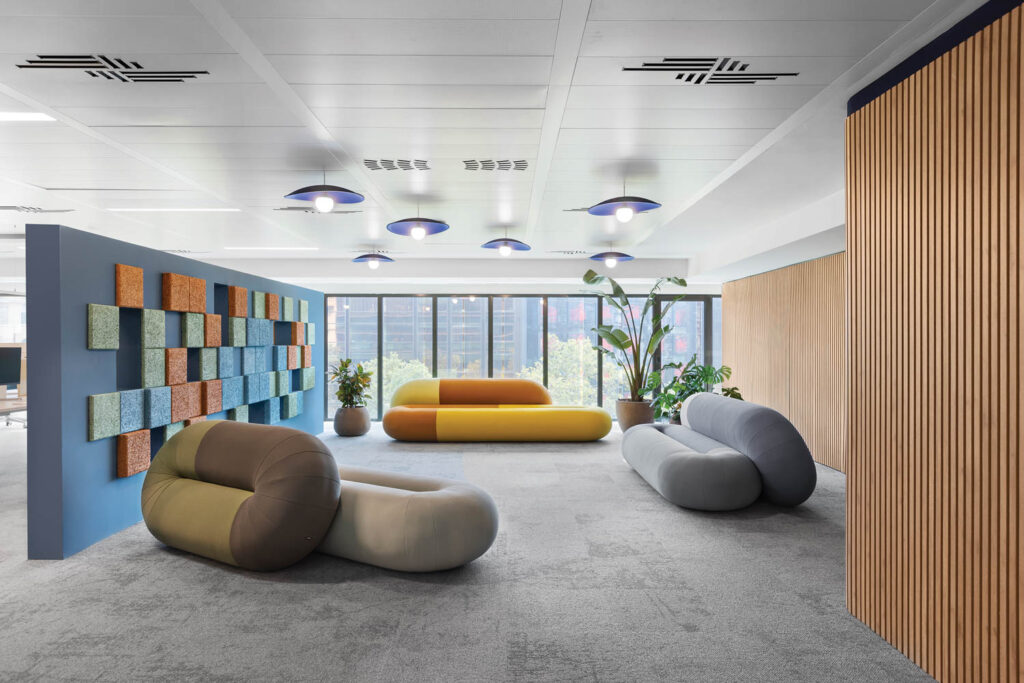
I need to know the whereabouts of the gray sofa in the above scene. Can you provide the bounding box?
[621,392,817,511]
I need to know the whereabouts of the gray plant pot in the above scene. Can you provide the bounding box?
[334,406,370,437]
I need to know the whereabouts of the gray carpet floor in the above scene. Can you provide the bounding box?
[0,424,931,682]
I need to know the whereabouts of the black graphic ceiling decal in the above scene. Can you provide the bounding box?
[16,55,208,83]
[623,57,798,85]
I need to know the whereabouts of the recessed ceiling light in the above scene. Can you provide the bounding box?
[107,207,241,213]
[0,112,55,122]
[223,246,319,251]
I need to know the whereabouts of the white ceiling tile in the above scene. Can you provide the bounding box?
[293,84,548,109]
[312,108,543,129]
[8,83,281,109]
[553,144,749,160]
[557,128,772,147]
[560,108,795,129]
[270,55,552,85]
[0,17,231,53]
[56,105,301,127]
[329,128,541,146]
[580,20,907,57]
[224,0,561,20]
[567,84,822,109]
[0,1,198,16]
[97,126,314,144]
[237,18,558,55]
[589,0,935,21]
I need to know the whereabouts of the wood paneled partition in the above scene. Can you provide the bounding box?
[845,6,1022,681]
[721,253,847,472]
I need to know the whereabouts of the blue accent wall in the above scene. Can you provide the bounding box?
[26,224,326,559]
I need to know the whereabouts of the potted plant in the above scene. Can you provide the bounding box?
[583,268,687,431]
[648,354,743,423]
[328,358,373,436]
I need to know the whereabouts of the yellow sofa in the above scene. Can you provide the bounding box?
[382,378,611,442]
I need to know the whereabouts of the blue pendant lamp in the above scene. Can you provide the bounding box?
[590,251,634,269]
[386,198,449,240]
[482,235,530,257]
[588,179,660,223]
[352,252,394,271]
[285,170,364,213]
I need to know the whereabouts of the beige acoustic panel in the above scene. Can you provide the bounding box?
[845,8,1022,681]
[721,252,846,472]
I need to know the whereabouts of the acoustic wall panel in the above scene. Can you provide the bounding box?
[721,253,847,472]
[845,7,1022,681]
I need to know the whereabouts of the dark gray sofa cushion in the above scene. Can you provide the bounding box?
[621,423,762,511]
[680,392,816,506]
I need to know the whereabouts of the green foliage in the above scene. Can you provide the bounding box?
[328,358,374,408]
[519,335,598,406]
[583,268,687,401]
[647,353,743,419]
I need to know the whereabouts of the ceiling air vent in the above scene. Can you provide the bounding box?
[549,249,589,255]
[0,206,73,213]
[364,159,430,171]
[562,207,590,212]
[623,57,798,85]
[16,55,208,83]
[464,160,528,171]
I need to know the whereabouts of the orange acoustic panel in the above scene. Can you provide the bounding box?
[188,277,206,313]
[265,293,280,320]
[161,273,190,312]
[290,322,305,345]
[115,264,144,308]
[117,429,151,478]
[201,379,222,415]
[287,345,299,370]
[165,347,187,386]
[170,382,201,423]
[204,313,221,347]
[228,285,248,317]
[301,345,312,368]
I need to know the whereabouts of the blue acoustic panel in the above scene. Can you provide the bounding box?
[221,376,243,410]
[245,318,261,347]
[240,347,256,374]
[260,319,273,346]
[217,346,235,378]
[244,372,270,404]
[282,391,303,419]
[119,389,144,433]
[253,346,267,373]
[143,386,172,428]
[266,396,280,424]
[272,345,288,371]
[229,405,248,422]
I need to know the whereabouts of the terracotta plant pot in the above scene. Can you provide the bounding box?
[616,399,654,432]
[334,406,370,437]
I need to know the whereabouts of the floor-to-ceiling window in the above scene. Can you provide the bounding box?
[545,297,598,406]
[381,297,433,409]
[0,296,26,343]
[326,293,720,420]
[600,297,652,413]
[492,296,543,379]
[437,295,488,378]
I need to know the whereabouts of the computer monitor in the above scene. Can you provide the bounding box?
[0,347,21,386]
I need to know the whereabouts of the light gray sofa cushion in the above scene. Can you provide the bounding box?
[621,423,762,511]
[680,392,816,506]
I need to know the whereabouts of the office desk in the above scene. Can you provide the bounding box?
[0,398,27,427]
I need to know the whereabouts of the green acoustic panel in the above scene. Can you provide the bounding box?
[165,421,184,441]
[88,392,121,441]
[306,322,315,345]
[199,348,217,381]
[252,291,265,319]
[181,312,204,348]
[298,299,309,323]
[227,317,246,347]
[281,296,294,322]
[141,309,165,348]
[282,391,302,419]
[277,369,291,395]
[229,405,248,423]
[87,304,119,350]
[141,348,166,388]
[301,366,315,391]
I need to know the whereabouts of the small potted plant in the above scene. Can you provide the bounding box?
[648,354,743,423]
[329,358,373,436]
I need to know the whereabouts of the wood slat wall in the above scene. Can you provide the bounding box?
[846,7,1022,681]
[721,253,847,472]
